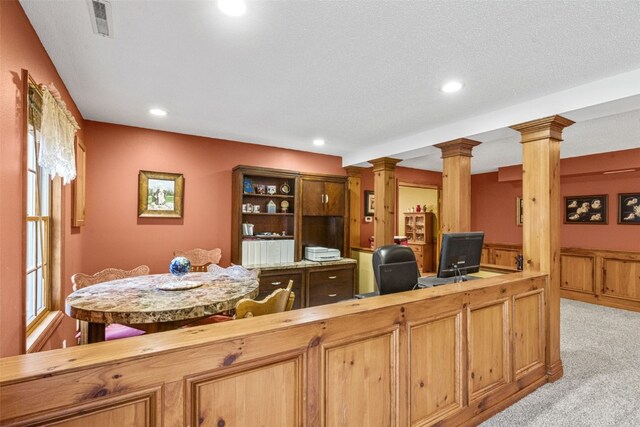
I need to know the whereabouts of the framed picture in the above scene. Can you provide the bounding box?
[516,197,523,226]
[618,193,640,224]
[364,190,375,216]
[564,195,607,224]
[138,170,184,218]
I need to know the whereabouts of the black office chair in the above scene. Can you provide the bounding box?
[356,245,420,298]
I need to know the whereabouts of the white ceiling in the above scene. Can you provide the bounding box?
[20,0,640,173]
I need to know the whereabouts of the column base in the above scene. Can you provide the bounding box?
[546,359,564,382]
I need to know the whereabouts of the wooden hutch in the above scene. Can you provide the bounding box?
[231,166,355,308]
[403,212,435,273]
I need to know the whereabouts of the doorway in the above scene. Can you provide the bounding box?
[397,183,440,274]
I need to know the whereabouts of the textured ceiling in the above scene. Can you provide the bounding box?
[20,0,640,171]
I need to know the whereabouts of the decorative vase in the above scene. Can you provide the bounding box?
[169,256,191,278]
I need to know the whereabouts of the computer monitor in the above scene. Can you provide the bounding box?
[437,232,485,279]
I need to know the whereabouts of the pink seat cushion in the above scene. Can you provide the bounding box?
[105,323,145,340]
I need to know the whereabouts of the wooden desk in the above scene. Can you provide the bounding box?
[66,271,259,343]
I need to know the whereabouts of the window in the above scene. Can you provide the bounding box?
[25,84,52,334]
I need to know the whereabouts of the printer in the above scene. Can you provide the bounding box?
[305,246,341,262]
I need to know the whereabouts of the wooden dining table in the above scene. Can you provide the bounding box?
[65,269,259,343]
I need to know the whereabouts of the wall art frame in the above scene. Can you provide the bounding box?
[618,193,640,224]
[564,194,607,224]
[138,170,184,218]
[364,190,375,216]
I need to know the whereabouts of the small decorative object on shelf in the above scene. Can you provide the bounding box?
[243,178,254,193]
[280,183,290,194]
[415,204,421,212]
[281,200,289,213]
[255,184,266,194]
[253,204,261,213]
[267,185,277,195]
[169,256,191,277]
[267,200,277,213]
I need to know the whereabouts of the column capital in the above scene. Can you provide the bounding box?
[510,115,575,143]
[369,157,401,172]
[344,166,364,177]
[434,138,482,159]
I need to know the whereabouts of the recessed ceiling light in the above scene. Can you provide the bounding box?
[441,81,463,93]
[313,139,325,147]
[217,0,247,17]
[149,108,167,117]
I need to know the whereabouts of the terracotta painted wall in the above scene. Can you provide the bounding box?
[82,121,345,275]
[471,149,640,252]
[0,0,83,356]
[359,167,442,248]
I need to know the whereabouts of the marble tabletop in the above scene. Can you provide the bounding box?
[66,269,259,325]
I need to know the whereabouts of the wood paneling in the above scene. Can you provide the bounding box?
[484,243,640,312]
[513,290,545,378]
[4,387,160,427]
[1,272,549,427]
[602,258,640,301]
[494,249,520,268]
[409,312,462,425]
[560,254,595,294]
[325,332,396,426]
[468,300,509,401]
[192,356,302,427]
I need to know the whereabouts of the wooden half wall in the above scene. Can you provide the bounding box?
[0,272,548,426]
[482,243,640,312]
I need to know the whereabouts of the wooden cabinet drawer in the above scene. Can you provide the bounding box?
[409,244,423,254]
[307,266,354,307]
[258,270,304,310]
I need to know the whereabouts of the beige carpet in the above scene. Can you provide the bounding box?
[482,299,640,427]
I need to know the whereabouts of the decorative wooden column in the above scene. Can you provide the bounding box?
[434,138,481,233]
[369,157,401,248]
[511,115,574,382]
[345,166,363,255]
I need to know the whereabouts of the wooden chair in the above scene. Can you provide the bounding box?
[236,280,295,319]
[186,280,295,326]
[71,265,150,344]
[173,248,222,272]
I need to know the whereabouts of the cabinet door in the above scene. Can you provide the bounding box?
[307,266,354,307]
[258,270,304,310]
[324,181,345,216]
[302,180,326,216]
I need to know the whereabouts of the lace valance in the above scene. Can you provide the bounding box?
[38,84,80,184]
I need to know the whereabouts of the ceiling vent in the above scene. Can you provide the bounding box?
[87,0,114,38]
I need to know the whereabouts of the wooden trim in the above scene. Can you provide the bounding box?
[26,311,64,353]
[510,115,575,143]
[434,138,481,158]
[20,69,29,355]
[72,137,86,227]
